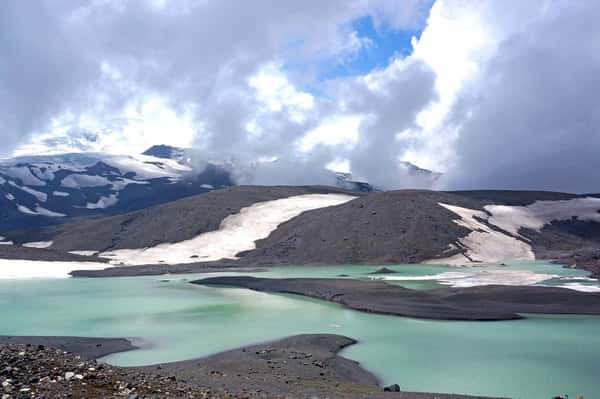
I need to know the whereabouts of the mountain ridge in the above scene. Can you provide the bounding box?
[4,186,600,279]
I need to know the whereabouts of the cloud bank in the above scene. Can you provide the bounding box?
[2,0,600,192]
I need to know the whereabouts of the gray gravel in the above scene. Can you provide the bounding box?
[193,276,600,321]
[0,335,504,399]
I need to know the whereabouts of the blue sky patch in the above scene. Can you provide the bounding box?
[319,15,425,80]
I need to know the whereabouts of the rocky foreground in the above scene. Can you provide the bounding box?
[0,343,223,399]
[0,335,502,399]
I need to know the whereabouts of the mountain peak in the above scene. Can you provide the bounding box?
[142,145,185,159]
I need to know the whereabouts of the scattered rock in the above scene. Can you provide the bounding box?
[384,383,401,392]
[0,343,221,398]
[369,267,397,274]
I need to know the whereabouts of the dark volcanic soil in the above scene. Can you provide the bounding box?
[523,220,600,278]
[236,190,481,265]
[0,335,502,399]
[5,185,360,252]
[0,341,227,399]
[193,276,600,321]
[446,190,581,205]
[0,336,134,359]
[5,187,600,278]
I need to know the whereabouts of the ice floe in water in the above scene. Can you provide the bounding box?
[0,259,109,279]
[372,269,557,287]
[373,269,600,292]
[68,250,99,256]
[100,194,356,266]
[556,283,600,292]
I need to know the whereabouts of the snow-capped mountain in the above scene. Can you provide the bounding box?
[334,172,375,192]
[0,149,233,231]
[1,139,440,231]
[143,146,441,193]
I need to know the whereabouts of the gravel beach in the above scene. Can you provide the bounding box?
[0,335,503,399]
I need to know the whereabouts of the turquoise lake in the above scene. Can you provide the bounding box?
[0,262,598,398]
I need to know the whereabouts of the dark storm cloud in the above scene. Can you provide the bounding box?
[0,2,100,153]
[442,2,600,193]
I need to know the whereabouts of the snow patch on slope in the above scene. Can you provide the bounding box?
[85,194,118,209]
[22,241,54,249]
[9,181,48,202]
[429,203,534,265]
[34,206,66,217]
[485,197,600,236]
[4,166,46,186]
[17,205,65,217]
[429,198,600,265]
[101,194,356,265]
[61,174,112,188]
[104,154,191,180]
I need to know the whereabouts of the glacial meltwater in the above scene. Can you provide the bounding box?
[1,262,599,398]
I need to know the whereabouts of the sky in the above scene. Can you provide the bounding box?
[1,0,599,192]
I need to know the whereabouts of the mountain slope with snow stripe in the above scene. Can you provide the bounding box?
[101,193,355,265]
[3,187,600,279]
[6,186,361,253]
[429,198,600,265]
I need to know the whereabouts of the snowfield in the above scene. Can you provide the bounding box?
[22,241,54,249]
[486,198,600,235]
[429,197,600,265]
[0,259,109,279]
[17,204,66,217]
[100,194,356,266]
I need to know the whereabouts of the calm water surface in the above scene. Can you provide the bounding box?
[0,262,598,399]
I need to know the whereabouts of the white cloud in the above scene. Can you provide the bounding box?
[248,64,315,124]
[299,114,361,151]
[4,0,599,192]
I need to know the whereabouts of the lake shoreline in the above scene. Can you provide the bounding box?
[0,335,136,359]
[0,334,502,398]
[192,276,600,321]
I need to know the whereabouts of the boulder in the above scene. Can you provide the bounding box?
[370,267,397,275]
[383,384,401,392]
